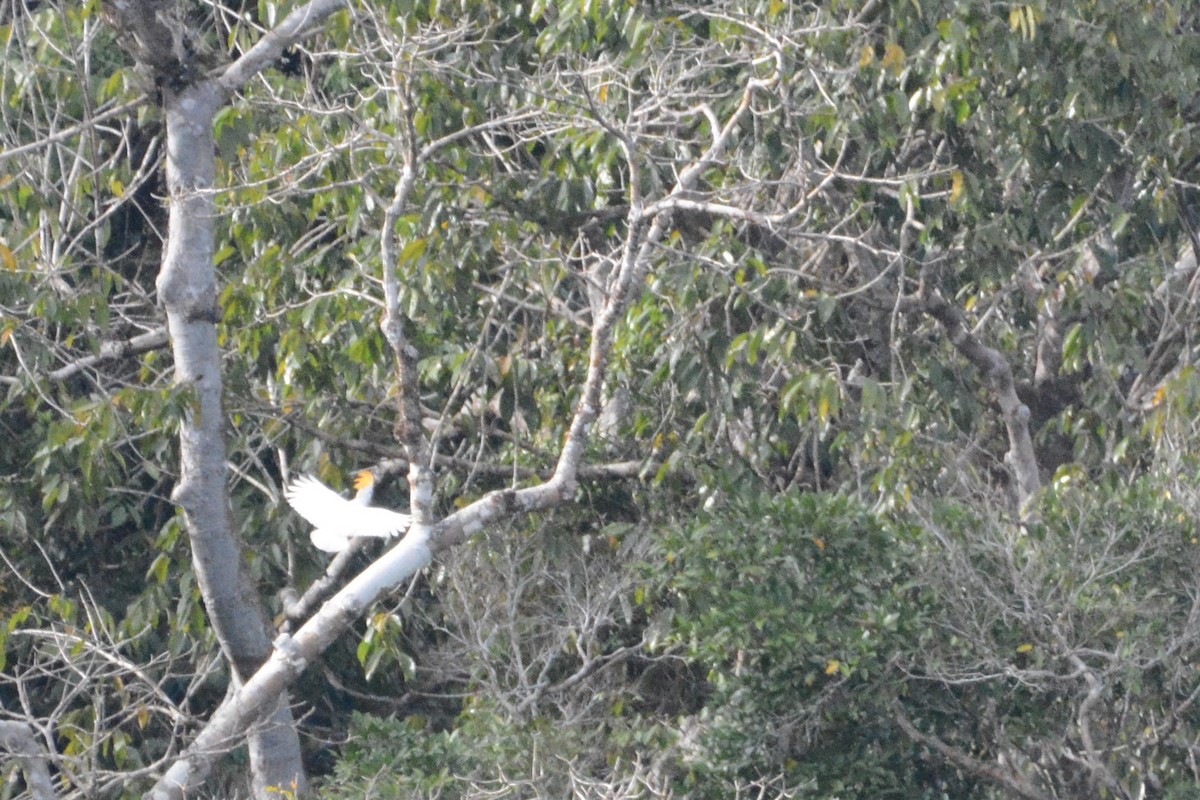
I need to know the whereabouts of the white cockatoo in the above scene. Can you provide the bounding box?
[285,470,412,552]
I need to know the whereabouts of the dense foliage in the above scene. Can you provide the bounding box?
[4,0,1200,797]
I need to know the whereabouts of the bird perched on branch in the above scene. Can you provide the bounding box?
[285,470,412,552]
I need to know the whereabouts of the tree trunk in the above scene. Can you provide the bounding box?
[157,80,306,797]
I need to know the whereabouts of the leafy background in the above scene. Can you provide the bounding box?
[4,0,1200,797]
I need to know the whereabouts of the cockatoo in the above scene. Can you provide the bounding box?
[285,470,412,552]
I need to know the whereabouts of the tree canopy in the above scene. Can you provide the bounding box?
[4,0,1200,798]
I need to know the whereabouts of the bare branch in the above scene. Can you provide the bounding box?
[901,287,1041,511]
[216,0,350,95]
[147,43,787,795]
[891,701,1053,800]
[46,328,168,382]
[146,527,434,799]
[0,96,146,166]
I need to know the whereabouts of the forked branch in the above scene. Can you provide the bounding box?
[145,41,780,800]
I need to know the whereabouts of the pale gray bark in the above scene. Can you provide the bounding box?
[157,78,306,797]
[47,328,168,382]
[0,722,56,800]
[98,0,353,796]
[147,528,434,799]
[145,53,782,798]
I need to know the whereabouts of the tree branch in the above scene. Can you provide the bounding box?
[0,96,146,167]
[146,45,780,798]
[216,0,350,96]
[891,701,1053,800]
[0,722,56,800]
[47,328,169,382]
[901,288,1041,511]
[377,109,543,517]
[145,528,434,799]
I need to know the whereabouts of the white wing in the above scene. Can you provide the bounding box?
[285,476,354,531]
[286,475,412,550]
[310,527,351,553]
[348,506,413,539]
